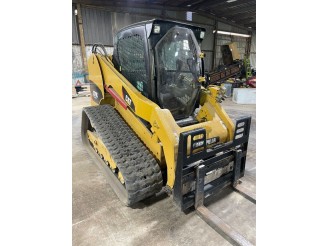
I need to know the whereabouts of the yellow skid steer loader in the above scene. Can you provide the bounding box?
[81,19,251,212]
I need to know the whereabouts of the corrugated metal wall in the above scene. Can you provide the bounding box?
[81,7,113,45]
[217,21,249,35]
[111,12,150,35]
[197,23,215,72]
[111,7,162,17]
[196,18,215,72]
[72,5,253,73]
[72,8,79,44]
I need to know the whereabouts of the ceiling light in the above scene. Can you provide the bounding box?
[186,11,192,21]
[226,0,237,3]
[187,4,191,7]
[248,27,252,29]
[216,30,251,37]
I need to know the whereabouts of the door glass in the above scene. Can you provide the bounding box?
[155,27,201,119]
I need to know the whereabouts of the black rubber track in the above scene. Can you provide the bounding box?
[83,105,163,206]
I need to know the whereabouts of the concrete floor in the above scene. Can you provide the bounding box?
[72,97,256,246]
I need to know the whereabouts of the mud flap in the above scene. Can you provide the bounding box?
[173,116,251,211]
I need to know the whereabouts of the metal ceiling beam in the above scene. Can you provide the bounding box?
[80,3,215,27]
[245,22,256,29]
[191,0,254,10]
[177,0,206,7]
[230,16,255,26]
[74,0,256,18]
[75,0,185,11]
[235,17,255,25]
[184,0,256,26]
[218,5,255,17]
[230,12,256,21]
[194,9,251,31]
[190,0,226,10]
[179,0,223,9]
[216,0,255,8]
[73,1,252,31]
[162,0,184,5]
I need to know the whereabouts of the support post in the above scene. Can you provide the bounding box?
[212,20,217,71]
[76,4,88,73]
[245,32,252,59]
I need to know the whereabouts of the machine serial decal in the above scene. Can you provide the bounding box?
[192,137,219,148]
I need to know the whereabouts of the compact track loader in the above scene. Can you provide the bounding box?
[81,19,252,212]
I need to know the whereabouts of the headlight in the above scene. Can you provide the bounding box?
[153,25,160,34]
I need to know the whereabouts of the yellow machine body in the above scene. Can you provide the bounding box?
[87,53,235,188]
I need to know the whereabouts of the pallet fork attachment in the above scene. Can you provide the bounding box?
[173,116,255,246]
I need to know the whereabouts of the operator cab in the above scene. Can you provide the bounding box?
[112,19,206,120]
